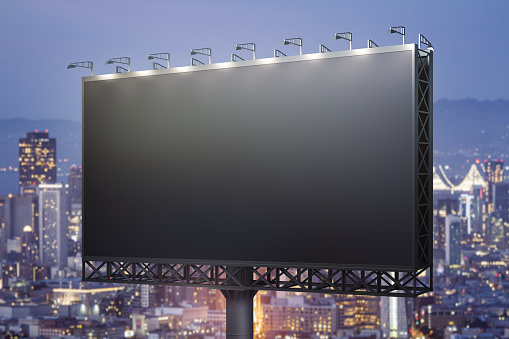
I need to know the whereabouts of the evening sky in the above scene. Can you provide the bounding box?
[0,0,508,121]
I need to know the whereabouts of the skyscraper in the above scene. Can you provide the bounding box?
[435,199,458,250]
[19,130,57,189]
[68,166,82,205]
[21,225,37,264]
[336,295,380,333]
[471,187,485,235]
[381,296,410,338]
[445,215,462,268]
[38,183,67,268]
[485,160,504,215]
[9,195,37,239]
[493,182,509,213]
[488,211,509,250]
[0,197,7,261]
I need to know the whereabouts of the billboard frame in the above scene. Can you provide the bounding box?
[82,44,433,297]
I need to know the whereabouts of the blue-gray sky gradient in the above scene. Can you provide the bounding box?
[1,0,508,121]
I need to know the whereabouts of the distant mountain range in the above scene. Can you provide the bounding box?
[0,98,507,195]
[433,98,509,157]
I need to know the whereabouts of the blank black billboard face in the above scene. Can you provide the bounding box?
[84,46,417,270]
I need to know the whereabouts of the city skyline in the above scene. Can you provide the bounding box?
[1,1,509,122]
[1,124,508,338]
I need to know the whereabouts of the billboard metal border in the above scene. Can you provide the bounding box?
[82,45,433,297]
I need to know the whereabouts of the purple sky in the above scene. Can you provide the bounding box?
[1,0,508,121]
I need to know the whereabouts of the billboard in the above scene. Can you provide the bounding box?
[83,44,432,275]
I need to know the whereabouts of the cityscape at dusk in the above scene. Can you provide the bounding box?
[1,1,509,339]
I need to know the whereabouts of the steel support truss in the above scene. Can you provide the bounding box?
[83,262,431,297]
[416,47,433,273]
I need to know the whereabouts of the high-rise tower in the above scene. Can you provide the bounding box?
[19,131,57,189]
[68,166,82,204]
[485,160,504,215]
[445,215,462,268]
[381,296,411,338]
[435,198,458,250]
[38,183,67,268]
[493,182,509,213]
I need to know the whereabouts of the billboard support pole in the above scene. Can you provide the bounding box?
[221,267,257,339]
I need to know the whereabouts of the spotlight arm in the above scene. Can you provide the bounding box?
[191,58,205,66]
[67,61,93,76]
[334,32,352,50]
[147,53,170,69]
[388,26,406,44]
[319,44,331,53]
[419,34,433,51]
[367,39,379,48]
[231,54,245,62]
[106,57,131,72]
[190,48,212,64]
[283,38,303,55]
[274,49,287,58]
[234,43,256,60]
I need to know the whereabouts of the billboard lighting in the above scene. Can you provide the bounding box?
[147,53,170,69]
[368,39,379,48]
[190,48,212,64]
[67,61,93,76]
[231,54,245,62]
[334,32,352,50]
[319,44,332,53]
[419,34,434,51]
[388,26,406,44]
[105,57,131,72]
[283,38,303,55]
[235,43,256,60]
[274,49,287,58]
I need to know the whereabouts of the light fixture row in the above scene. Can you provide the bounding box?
[67,27,433,76]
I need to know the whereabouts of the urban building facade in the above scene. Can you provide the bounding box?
[18,131,57,188]
[38,183,67,268]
